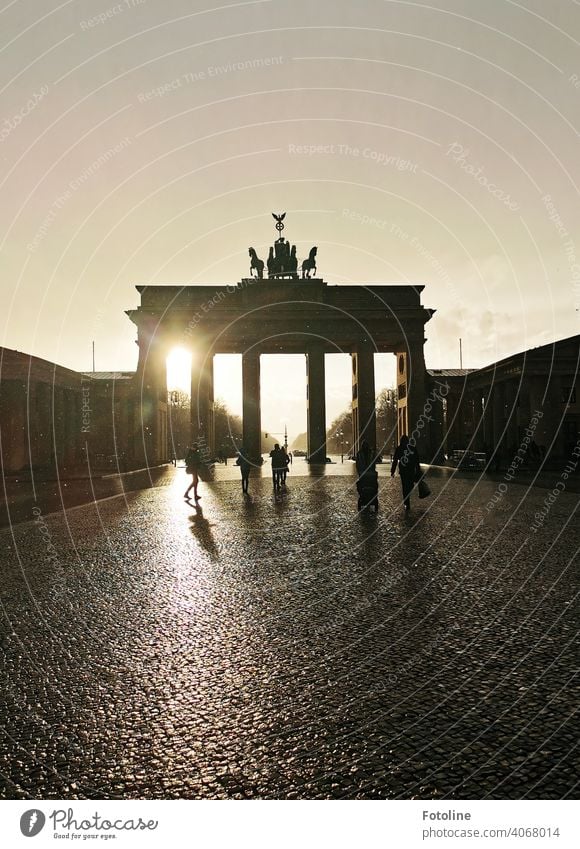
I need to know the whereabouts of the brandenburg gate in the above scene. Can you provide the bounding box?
[126,215,434,465]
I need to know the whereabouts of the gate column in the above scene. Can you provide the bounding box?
[137,325,168,467]
[352,344,376,456]
[406,340,428,458]
[191,351,214,458]
[242,351,261,464]
[306,346,327,463]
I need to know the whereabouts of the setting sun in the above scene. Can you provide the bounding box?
[166,347,191,395]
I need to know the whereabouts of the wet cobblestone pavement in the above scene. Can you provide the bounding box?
[0,466,578,799]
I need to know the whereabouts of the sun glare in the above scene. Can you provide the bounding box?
[166,347,192,394]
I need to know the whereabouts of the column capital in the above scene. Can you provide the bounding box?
[241,348,261,360]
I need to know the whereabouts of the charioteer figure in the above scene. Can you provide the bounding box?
[248,213,319,280]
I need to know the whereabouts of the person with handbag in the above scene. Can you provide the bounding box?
[391,434,421,512]
[184,443,202,500]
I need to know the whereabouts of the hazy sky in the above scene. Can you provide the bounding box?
[1,0,578,437]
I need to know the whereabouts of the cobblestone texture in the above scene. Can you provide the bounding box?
[0,466,578,799]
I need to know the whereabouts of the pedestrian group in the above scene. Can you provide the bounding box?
[183,435,429,512]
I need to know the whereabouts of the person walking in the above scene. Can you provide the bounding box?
[269,444,284,490]
[235,450,251,494]
[184,443,202,500]
[281,446,290,485]
[391,434,421,512]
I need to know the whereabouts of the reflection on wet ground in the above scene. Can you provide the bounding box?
[0,467,577,799]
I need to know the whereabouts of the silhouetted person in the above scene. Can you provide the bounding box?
[236,450,251,494]
[269,443,285,489]
[281,446,290,484]
[355,440,379,511]
[391,434,420,512]
[356,439,376,476]
[184,443,202,500]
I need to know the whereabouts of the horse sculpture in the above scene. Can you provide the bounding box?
[289,244,298,274]
[248,247,264,279]
[301,246,317,279]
